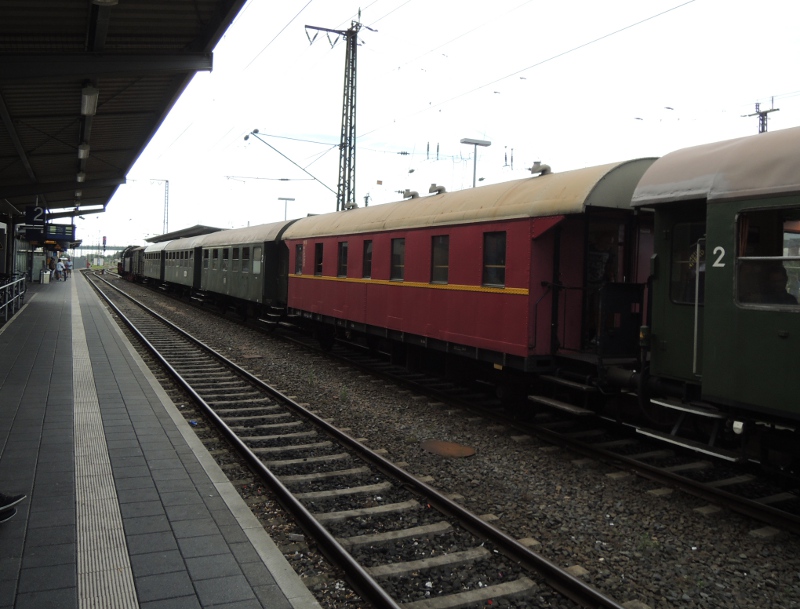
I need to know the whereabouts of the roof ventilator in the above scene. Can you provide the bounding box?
[429,184,447,195]
[530,161,552,176]
[403,189,419,199]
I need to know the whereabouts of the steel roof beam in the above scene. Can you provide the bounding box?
[0,91,36,181]
[45,198,105,210]
[0,53,213,82]
[0,177,126,199]
[48,207,104,220]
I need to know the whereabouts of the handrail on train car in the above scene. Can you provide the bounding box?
[0,274,26,324]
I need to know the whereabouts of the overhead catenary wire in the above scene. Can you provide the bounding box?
[245,130,337,196]
[357,0,698,140]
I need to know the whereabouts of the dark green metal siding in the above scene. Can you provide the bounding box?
[649,203,706,385]
[702,196,800,419]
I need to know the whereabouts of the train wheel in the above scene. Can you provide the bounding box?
[495,380,527,405]
[316,325,336,351]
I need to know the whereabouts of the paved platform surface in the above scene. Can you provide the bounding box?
[0,274,322,609]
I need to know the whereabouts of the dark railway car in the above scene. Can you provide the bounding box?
[199,221,297,314]
[632,126,800,460]
[283,159,655,386]
[117,246,130,275]
[118,245,144,279]
[143,241,171,283]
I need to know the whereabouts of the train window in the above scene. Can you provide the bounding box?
[212,249,219,271]
[203,250,209,269]
[253,247,262,274]
[222,248,229,272]
[232,248,239,272]
[295,244,303,275]
[431,235,449,284]
[314,243,323,276]
[736,208,800,306]
[362,241,372,278]
[337,242,348,277]
[670,223,705,305]
[391,238,405,281]
[242,247,250,273]
[482,232,506,286]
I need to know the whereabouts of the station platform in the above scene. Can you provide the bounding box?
[0,274,322,609]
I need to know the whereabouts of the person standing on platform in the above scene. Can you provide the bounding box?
[56,258,65,281]
[48,255,56,280]
[0,492,26,523]
[65,258,72,279]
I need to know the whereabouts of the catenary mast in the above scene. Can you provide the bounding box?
[306,14,370,211]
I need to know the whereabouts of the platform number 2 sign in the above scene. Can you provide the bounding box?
[25,205,45,226]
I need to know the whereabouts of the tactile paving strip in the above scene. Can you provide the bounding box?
[72,280,139,608]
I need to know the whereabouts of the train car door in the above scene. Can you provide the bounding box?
[702,201,800,415]
[251,245,263,300]
[649,202,707,386]
[583,210,644,358]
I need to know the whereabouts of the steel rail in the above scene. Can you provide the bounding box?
[327,340,800,538]
[533,423,800,535]
[85,272,403,609]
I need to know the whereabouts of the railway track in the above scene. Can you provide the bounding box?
[327,350,800,537]
[85,271,632,609]
[105,271,800,537]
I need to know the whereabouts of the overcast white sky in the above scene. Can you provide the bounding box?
[75,0,800,250]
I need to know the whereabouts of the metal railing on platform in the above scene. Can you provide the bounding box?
[0,274,26,324]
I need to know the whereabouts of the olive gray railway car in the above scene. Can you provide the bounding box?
[199,220,297,307]
[142,241,172,282]
[164,235,205,290]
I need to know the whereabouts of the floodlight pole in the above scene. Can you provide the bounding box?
[278,197,295,221]
[460,138,491,188]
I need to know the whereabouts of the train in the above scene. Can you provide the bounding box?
[118,126,800,469]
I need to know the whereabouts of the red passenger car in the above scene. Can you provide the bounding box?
[282,159,656,387]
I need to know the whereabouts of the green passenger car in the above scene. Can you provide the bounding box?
[633,127,800,425]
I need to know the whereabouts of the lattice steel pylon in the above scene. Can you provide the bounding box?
[743,99,779,134]
[306,17,367,211]
[151,178,169,234]
[162,179,169,233]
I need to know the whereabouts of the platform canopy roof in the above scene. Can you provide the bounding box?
[0,0,247,224]
[145,224,223,243]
